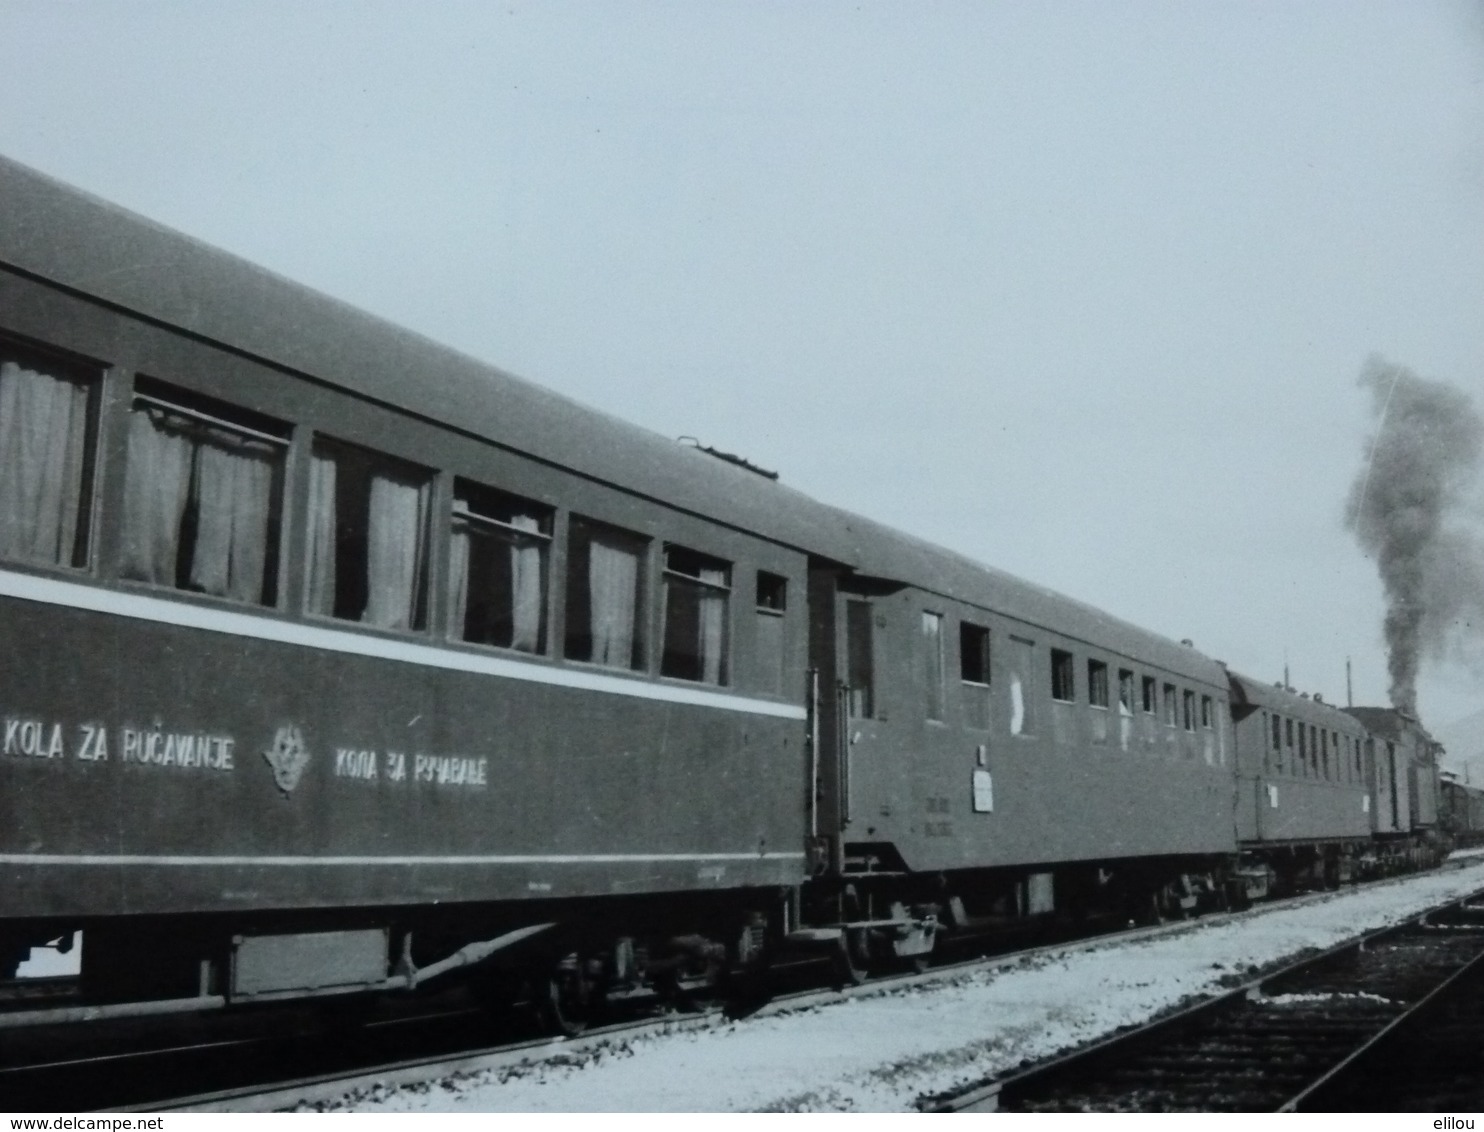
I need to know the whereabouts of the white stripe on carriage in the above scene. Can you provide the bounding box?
[0,852,805,866]
[0,568,807,720]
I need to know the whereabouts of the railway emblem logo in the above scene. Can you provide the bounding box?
[263,724,310,794]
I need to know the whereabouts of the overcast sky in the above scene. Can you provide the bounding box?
[3,1,1481,734]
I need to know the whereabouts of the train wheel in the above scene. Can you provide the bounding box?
[531,955,593,1038]
[723,919,776,1019]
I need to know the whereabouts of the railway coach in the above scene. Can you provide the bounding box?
[0,154,1441,1030]
[1227,676,1373,893]
[1439,774,1484,848]
[0,155,822,1022]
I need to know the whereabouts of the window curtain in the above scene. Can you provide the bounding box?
[697,566,726,684]
[448,512,471,637]
[304,454,338,616]
[188,432,274,602]
[0,362,88,565]
[1009,675,1025,735]
[363,471,427,630]
[509,514,543,653]
[588,535,638,667]
[119,408,192,585]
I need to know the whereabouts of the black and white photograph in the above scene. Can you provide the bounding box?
[0,0,1482,1116]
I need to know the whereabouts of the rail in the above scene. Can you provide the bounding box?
[924,888,1484,1112]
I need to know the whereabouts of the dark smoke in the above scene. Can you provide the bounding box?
[1346,356,1484,715]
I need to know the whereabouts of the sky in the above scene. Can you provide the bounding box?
[3,1,1482,740]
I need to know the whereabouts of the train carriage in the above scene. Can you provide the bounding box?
[803,526,1237,930]
[1226,674,1372,889]
[0,155,823,1006]
[1439,775,1484,847]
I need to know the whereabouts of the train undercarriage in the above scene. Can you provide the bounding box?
[0,834,1451,1040]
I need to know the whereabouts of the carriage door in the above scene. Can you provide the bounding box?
[837,596,876,836]
[834,586,914,870]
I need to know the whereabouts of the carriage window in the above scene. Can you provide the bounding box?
[449,480,551,653]
[1007,635,1036,735]
[1050,649,1075,702]
[661,545,730,685]
[1321,729,1330,779]
[121,379,286,606]
[304,438,429,629]
[1118,669,1135,715]
[1310,725,1320,775]
[565,517,647,671]
[1201,695,1213,728]
[1142,676,1157,714]
[960,622,990,685]
[756,572,787,695]
[920,612,945,720]
[1297,722,1308,776]
[0,343,97,569]
[960,621,991,730]
[1182,689,1196,732]
[1087,660,1109,709]
[1163,683,1178,727]
[845,599,874,718]
[1271,713,1283,765]
[1263,711,1272,773]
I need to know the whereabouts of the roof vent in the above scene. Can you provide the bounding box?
[1314,693,1324,704]
[677,437,779,481]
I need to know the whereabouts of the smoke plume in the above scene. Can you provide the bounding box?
[1346,356,1484,716]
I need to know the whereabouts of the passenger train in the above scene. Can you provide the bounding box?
[0,155,1445,1031]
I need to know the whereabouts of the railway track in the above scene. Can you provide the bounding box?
[925,888,1484,1112]
[0,863,1471,1113]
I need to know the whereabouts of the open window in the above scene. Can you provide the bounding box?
[960,621,991,731]
[0,340,98,569]
[306,437,430,629]
[1118,669,1135,716]
[449,480,551,653]
[565,517,648,671]
[661,545,730,685]
[1050,648,1075,703]
[1087,660,1109,709]
[755,571,787,695]
[121,378,287,606]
